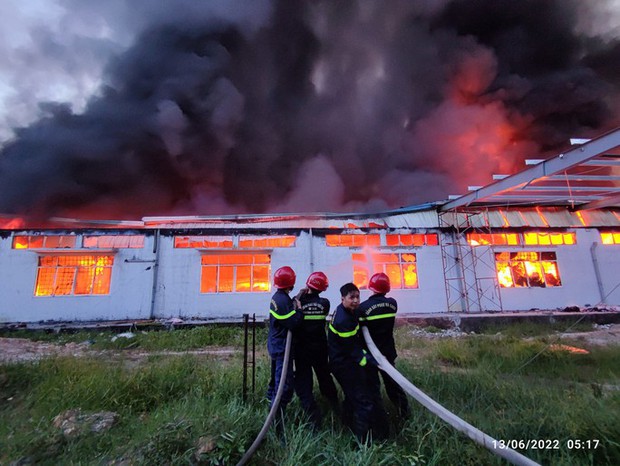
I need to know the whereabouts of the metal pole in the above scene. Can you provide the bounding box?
[242,313,249,402]
[252,313,256,394]
[236,330,293,466]
[590,243,606,304]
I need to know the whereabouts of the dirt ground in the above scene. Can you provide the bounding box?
[0,338,239,364]
[1,324,617,364]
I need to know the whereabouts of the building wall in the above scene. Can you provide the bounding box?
[1,224,619,323]
[589,230,620,306]
[0,232,155,322]
[153,231,315,319]
[154,230,448,319]
[491,228,618,310]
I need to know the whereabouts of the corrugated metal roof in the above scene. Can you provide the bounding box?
[438,207,620,228]
[3,206,620,232]
[141,210,441,230]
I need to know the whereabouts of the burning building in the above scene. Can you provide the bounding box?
[0,129,618,323]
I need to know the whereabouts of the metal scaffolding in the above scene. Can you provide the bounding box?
[439,208,503,313]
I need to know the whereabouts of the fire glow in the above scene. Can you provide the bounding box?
[35,255,113,296]
[353,249,418,290]
[494,252,561,288]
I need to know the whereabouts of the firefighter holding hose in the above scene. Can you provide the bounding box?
[267,266,304,435]
[358,272,410,420]
[328,282,389,443]
[293,272,340,429]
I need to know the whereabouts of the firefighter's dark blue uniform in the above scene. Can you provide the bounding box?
[293,291,339,425]
[358,293,410,419]
[267,289,302,412]
[327,302,376,441]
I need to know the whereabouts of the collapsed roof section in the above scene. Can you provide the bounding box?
[440,127,620,211]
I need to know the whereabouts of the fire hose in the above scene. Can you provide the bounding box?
[361,327,540,466]
[236,330,292,466]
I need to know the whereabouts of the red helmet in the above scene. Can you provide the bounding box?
[274,266,296,289]
[306,271,329,292]
[368,272,390,294]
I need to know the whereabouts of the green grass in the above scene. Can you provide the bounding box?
[1,326,267,350]
[1,325,619,465]
[475,320,596,337]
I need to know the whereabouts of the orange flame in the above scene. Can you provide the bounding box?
[496,259,561,288]
[549,344,589,355]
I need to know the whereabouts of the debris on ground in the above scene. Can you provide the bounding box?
[53,409,119,438]
[408,326,468,339]
[111,332,135,342]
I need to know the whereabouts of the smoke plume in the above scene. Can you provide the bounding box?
[0,0,619,218]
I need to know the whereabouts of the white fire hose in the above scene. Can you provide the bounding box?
[236,330,293,466]
[362,327,540,466]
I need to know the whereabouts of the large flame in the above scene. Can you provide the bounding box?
[495,253,561,288]
[35,255,114,296]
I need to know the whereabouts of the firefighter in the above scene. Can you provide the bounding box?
[358,272,410,420]
[328,283,388,443]
[293,272,339,429]
[267,266,303,434]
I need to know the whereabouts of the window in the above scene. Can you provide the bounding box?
[467,231,576,246]
[201,254,270,293]
[13,235,76,249]
[174,235,295,249]
[326,234,381,247]
[386,233,438,246]
[35,255,114,296]
[326,233,438,247]
[601,232,620,245]
[239,236,296,248]
[174,236,233,248]
[83,235,145,249]
[523,232,575,246]
[495,252,562,288]
[467,233,519,246]
[352,253,418,289]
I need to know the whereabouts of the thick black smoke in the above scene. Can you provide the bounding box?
[0,0,619,218]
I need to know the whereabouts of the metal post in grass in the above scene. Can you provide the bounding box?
[242,313,249,402]
[252,313,256,395]
[236,330,293,466]
[362,327,540,466]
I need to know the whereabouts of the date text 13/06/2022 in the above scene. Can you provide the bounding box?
[492,439,600,450]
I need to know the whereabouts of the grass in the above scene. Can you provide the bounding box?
[1,324,619,465]
[474,320,596,337]
[1,325,267,351]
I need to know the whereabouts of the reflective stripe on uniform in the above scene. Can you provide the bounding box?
[359,356,367,366]
[304,315,326,320]
[329,323,359,337]
[359,313,397,322]
[270,309,297,320]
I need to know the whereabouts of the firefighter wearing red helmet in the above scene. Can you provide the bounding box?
[293,272,339,429]
[306,271,329,292]
[358,272,410,420]
[267,266,303,433]
[368,272,391,294]
[274,265,297,289]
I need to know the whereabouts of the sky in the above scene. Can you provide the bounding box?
[1,0,620,219]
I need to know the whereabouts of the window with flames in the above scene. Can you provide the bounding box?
[326,233,438,247]
[200,254,270,293]
[35,255,114,296]
[467,232,576,246]
[352,252,418,290]
[601,232,620,245]
[494,252,562,288]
